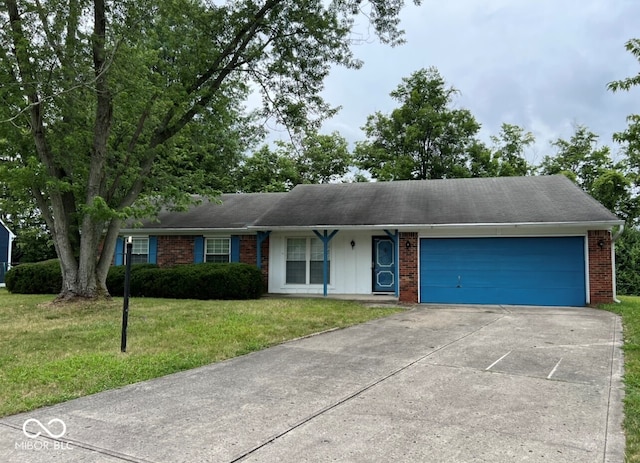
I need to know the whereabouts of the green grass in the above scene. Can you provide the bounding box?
[0,289,402,417]
[601,295,640,462]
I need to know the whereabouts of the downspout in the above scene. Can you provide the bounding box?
[611,224,625,303]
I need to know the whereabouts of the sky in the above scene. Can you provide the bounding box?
[290,0,640,166]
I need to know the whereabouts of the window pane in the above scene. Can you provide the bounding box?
[310,261,330,284]
[132,237,149,255]
[130,254,148,264]
[286,261,306,284]
[310,238,329,261]
[206,254,230,263]
[206,238,229,255]
[287,238,306,261]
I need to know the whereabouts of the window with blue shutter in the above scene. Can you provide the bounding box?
[231,236,240,263]
[194,236,204,263]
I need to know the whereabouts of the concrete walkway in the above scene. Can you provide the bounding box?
[0,304,625,462]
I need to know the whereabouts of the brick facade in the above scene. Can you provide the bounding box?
[588,230,614,304]
[153,234,270,290]
[399,232,419,303]
[132,230,615,305]
[238,235,270,288]
[157,235,196,267]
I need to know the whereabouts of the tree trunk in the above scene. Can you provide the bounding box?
[56,224,113,301]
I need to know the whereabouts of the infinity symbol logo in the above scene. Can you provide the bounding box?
[22,418,67,439]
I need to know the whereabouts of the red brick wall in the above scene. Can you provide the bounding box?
[157,236,195,267]
[588,230,614,304]
[399,232,419,303]
[239,235,269,289]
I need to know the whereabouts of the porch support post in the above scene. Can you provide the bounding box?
[384,229,399,298]
[313,229,339,297]
[256,231,271,269]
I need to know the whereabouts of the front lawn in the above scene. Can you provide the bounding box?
[602,295,640,462]
[0,290,402,417]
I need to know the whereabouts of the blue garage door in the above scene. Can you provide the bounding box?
[420,237,586,306]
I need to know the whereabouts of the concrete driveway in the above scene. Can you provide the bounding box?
[0,304,625,463]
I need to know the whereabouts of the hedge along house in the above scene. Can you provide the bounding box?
[118,176,623,307]
[0,218,15,286]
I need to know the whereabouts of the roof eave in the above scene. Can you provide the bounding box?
[247,220,624,231]
[119,227,252,235]
[121,219,623,234]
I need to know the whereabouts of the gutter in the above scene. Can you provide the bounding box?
[611,223,625,303]
[246,220,624,232]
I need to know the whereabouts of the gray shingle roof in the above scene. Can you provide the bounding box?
[129,193,287,230]
[126,176,621,232]
[252,176,620,227]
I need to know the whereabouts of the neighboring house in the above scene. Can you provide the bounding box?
[118,176,623,307]
[0,219,15,286]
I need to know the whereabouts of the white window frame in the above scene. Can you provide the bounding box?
[128,237,149,264]
[285,237,331,285]
[205,237,231,263]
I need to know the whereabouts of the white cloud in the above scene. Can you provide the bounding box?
[318,0,640,163]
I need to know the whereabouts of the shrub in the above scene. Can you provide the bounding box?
[126,263,264,300]
[5,260,62,294]
[106,264,158,296]
[6,260,263,300]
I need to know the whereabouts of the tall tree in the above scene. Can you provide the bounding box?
[608,38,640,296]
[489,123,534,177]
[286,131,353,184]
[235,144,298,193]
[355,67,481,180]
[0,0,420,300]
[539,125,614,191]
[235,131,353,192]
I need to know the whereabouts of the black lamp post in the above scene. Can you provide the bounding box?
[121,236,133,353]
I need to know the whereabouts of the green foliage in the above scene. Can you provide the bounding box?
[489,123,534,176]
[10,226,56,264]
[127,263,264,300]
[5,260,62,294]
[540,125,637,224]
[354,67,481,180]
[236,131,353,192]
[294,132,353,184]
[600,296,640,460]
[540,125,615,191]
[608,39,640,92]
[0,0,419,298]
[105,264,159,297]
[616,228,640,296]
[235,145,300,193]
[8,259,263,300]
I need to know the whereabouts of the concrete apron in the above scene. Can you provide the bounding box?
[0,305,625,463]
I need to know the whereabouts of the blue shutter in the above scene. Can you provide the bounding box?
[231,236,240,263]
[148,236,158,264]
[115,237,124,266]
[194,236,204,263]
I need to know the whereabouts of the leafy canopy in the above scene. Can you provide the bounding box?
[0,0,420,298]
